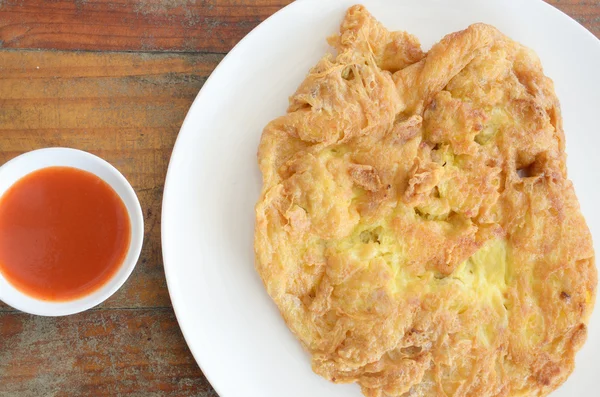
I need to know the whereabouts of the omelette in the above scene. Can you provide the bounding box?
[254,5,597,397]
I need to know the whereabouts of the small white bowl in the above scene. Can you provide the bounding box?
[0,148,144,316]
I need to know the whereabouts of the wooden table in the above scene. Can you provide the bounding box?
[0,1,598,395]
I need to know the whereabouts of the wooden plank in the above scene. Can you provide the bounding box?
[0,309,215,396]
[0,1,597,53]
[0,0,294,53]
[0,49,223,312]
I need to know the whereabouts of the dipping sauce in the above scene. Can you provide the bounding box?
[0,166,131,301]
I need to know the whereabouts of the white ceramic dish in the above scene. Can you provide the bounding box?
[162,0,600,396]
[0,148,144,316]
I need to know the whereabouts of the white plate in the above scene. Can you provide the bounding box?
[161,1,600,396]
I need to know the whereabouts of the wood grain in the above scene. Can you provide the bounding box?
[0,1,598,396]
[0,0,294,53]
[0,49,217,394]
[0,309,216,396]
[0,49,222,313]
[0,1,597,53]
[549,0,600,39]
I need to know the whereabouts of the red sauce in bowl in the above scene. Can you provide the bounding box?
[0,166,131,301]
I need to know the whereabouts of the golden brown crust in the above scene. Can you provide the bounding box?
[327,4,425,72]
[255,5,596,397]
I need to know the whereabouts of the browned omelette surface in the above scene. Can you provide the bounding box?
[254,5,597,397]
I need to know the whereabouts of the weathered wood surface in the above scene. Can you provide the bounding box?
[0,310,217,396]
[0,50,222,315]
[0,49,221,395]
[0,0,294,53]
[0,1,597,53]
[0,0,598,396]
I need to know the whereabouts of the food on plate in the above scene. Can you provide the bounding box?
[254,5,596,396]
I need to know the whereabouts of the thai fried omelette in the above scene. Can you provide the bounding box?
[254,5,597,397]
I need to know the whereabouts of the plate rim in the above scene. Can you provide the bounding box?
[161,1,306,395]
